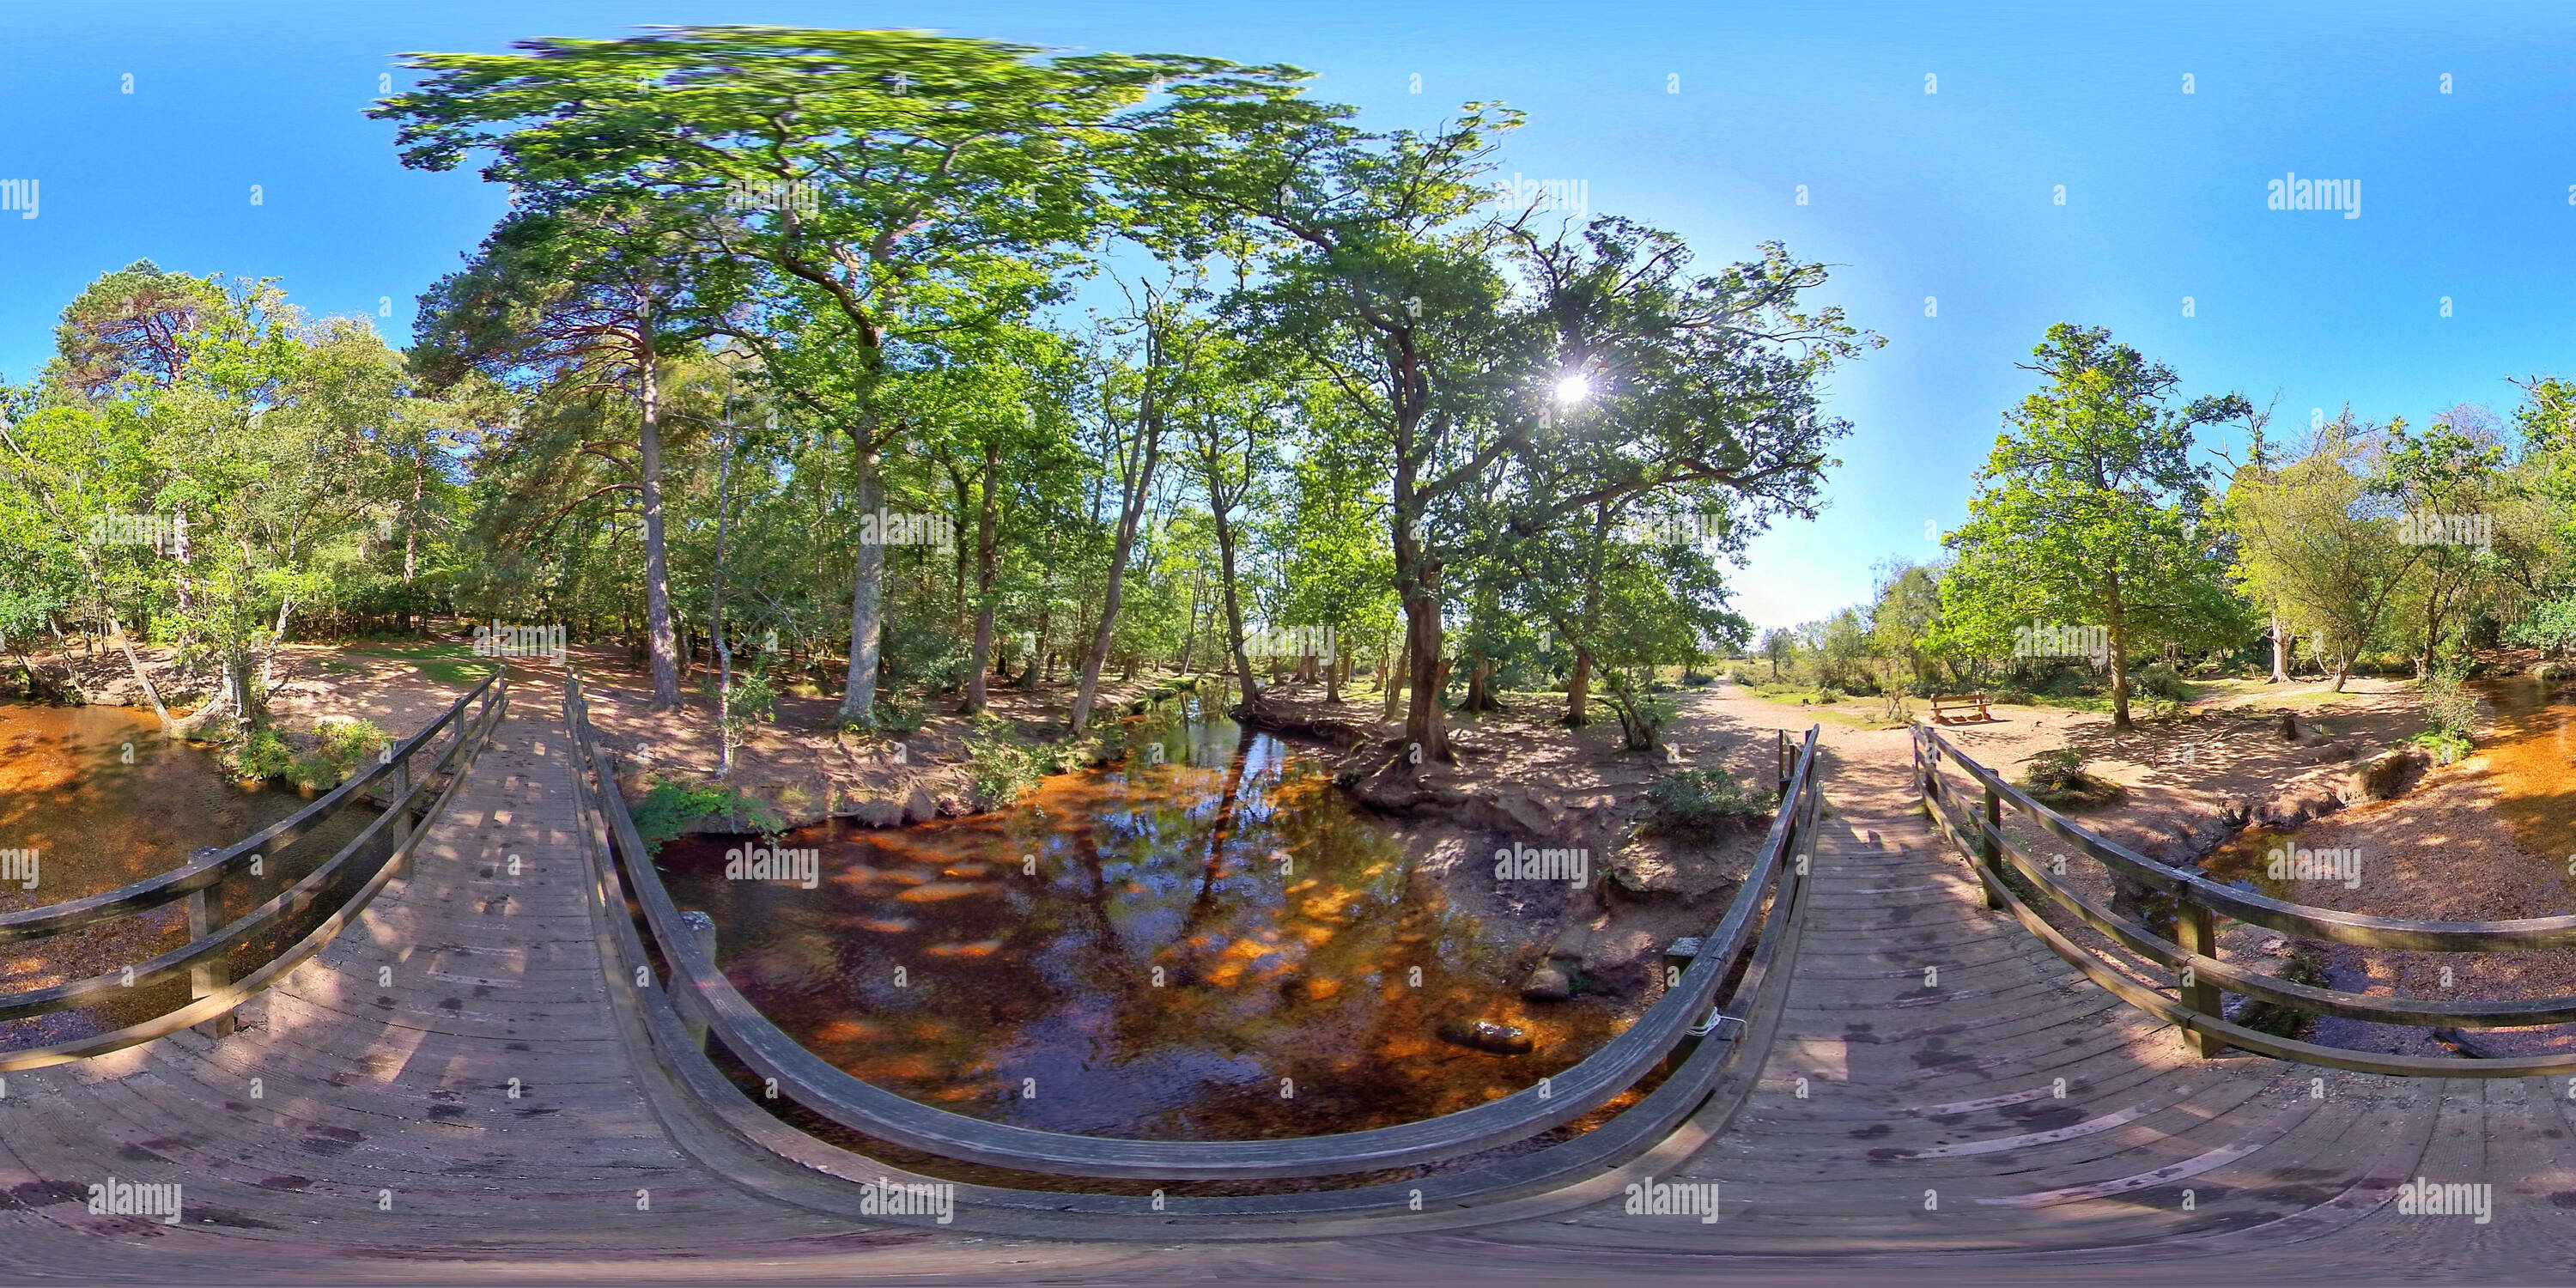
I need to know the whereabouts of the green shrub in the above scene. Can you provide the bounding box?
[1814,687,1840,705]
[1727,666,1755,685]
[963,733,1042,807]
[629,780,784,848]
[2134,662,2189,701]
[299,719,388,789]
[1643,767,1775,837]
[227,726,297,781]
[2421,665,2480,742]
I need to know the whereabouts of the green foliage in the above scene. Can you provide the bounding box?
[225,726,297,781]
[2224,414,2422,688]
[1940,324,2254,730]
[1643,767,1774,837]
[1599,667,1674,751]
[299,718,389,789]
[2134,661,2189,701]
[630,779,784,848]
[963,732,1043,807]
[2420,663,2481,754]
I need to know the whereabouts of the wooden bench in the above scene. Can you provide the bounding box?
[1929,692,1992,724]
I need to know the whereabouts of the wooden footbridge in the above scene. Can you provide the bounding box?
[1,672,2567,1283]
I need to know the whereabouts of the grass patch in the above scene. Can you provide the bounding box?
[343,641,497,687]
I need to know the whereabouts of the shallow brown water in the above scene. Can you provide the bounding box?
[2482,675,2576,860]
[658,704,1630,1141]
[0,702,381,1046]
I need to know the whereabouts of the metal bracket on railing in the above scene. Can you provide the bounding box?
[1687,1009,1747,1042]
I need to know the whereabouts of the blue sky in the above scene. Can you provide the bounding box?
[4,1,2574,634]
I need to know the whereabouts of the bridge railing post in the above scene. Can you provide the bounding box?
[2175,898,2228,1058]
[679,909,717,1051]
[388,740,416,882]
[185,847,236,1040]
[1974,782,2005,910]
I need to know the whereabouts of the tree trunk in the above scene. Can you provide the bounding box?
[1381,632,1407,723]
[2269,612,2289,683]
[1400,583,1450,763]
[2105,575,2133,732]
[2420,591,2440,680]
[257,596,292,705]
[1212,492,1261,714]
[1566,647,1594,725]
[404,455,424,588]
[1564,501,1611,725]
[964,439,1002,714]
[709,416,738,776]
[637,328,682,710]
[841,432,886,723]
[1463,654,1496,712]
[1071,324,1170,735]
[109,611,173,736]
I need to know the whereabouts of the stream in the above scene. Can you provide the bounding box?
[655,701,1632,1141]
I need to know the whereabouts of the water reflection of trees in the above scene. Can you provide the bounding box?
[663,715,1629,1139]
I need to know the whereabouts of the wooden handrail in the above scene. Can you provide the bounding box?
[1921,724,2576,951]
[0,671,508,1069]
[0,671,496,944]
[1916,723,2576,1075]
[564,665,1822,1182]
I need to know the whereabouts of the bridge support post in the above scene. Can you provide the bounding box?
[681,909,717,1051]
[1974,783,2005,910]
[1777,729,1789,797]
[185,863,237,1040]
[2175,901,2228,1058]
[391,749,416,882]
